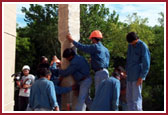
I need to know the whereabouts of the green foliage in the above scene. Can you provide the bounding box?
[15,35,36,73]
[18,4,60,73]
[142,13,164,110]
[16,4,164,111]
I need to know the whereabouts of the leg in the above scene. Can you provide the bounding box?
[18,96,28,111]
[126,81,133,111]
[132,81,143,111]
[75,77,92,111]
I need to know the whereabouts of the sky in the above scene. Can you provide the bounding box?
[16,3,165,27]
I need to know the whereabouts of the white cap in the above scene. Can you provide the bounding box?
[22,65,30,71]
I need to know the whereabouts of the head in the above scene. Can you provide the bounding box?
[112,68,121,80]
[117,66,126,79]
[22,65,30,76]
[89,30,103,44]
[40,56,48,64]
[91,37,101,44]
[63,48,76,61]
[39,68,52,80]
[126,32,139,45]
[53,55,58,61]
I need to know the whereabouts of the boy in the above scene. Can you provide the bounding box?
[90,71,120,111]
[29,68,59,111]
[16,65,35,111]
[126,32,150,111]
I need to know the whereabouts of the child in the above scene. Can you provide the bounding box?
[29,68,59,111]
[91,70,121,111]
[16,65,35,111]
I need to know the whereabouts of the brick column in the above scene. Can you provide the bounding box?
[58,4,80,111]
[4,4,16,111]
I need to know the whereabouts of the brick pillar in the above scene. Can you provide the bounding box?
[58,4,80,111]
[3,4,16,111]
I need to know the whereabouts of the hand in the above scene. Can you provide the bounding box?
[54,106,59,111]
[136,77,143,86]
[50,61,54,66]
[57,62,61,68]
[16,81,21,88]
[67,33,73,43]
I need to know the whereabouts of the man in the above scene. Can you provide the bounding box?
[16,65,35,111]
[90,71,120,111]
[50,59,77,109]
[54,48,92,111]
[67,30,110,93]
[126,32,150,111]
[29,68,59,111]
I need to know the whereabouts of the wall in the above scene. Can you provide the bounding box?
[3,4,16,111]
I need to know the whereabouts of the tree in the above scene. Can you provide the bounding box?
[19,4,60,74]
[16,26,36,73]
[142,12,164,111]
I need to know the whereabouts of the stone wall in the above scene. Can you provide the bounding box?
[58,4,80,111]
[3,4,16,111]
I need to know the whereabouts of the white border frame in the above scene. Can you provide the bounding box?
[2,2,167,113]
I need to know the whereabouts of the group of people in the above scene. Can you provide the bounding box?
[15,30,150,111]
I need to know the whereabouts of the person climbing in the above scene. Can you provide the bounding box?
[67,30,110,94]
[52,48,92,111]
[126,32,150,111]
[50,56,78,109]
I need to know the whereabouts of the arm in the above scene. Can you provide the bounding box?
[139,44,151,80]
[67,33,95,54]
[59,62,78,77]
[125,45,130,72]
[111,81,120,111]
[23,84,32,88]
[73,41,96,54]
[50,64,59,77]
[22,77,34,88]
[55,85,72,95]
[16,81,21,88]
[50,62,57,69]
[47,82,59,110]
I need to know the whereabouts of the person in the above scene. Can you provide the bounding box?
[52,48,92,111]
[126,32,150,111]
[37,56,50,77]
[118,66,127,111]
[50,55,61,83]
[16,65,35,111]
[28,68,59,111]
[50,55,61,67]
[50,59,77,109]
[67,30,110,94]
[90,71,120,111]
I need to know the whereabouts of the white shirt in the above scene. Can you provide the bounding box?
[19,74,35,97]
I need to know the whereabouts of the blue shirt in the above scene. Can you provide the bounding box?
[50,62,72,108]
[91,77,120,111]
[59,55,90,82]
[73,41,110,71]
[29,78,59,110]
[126,40,150,81]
